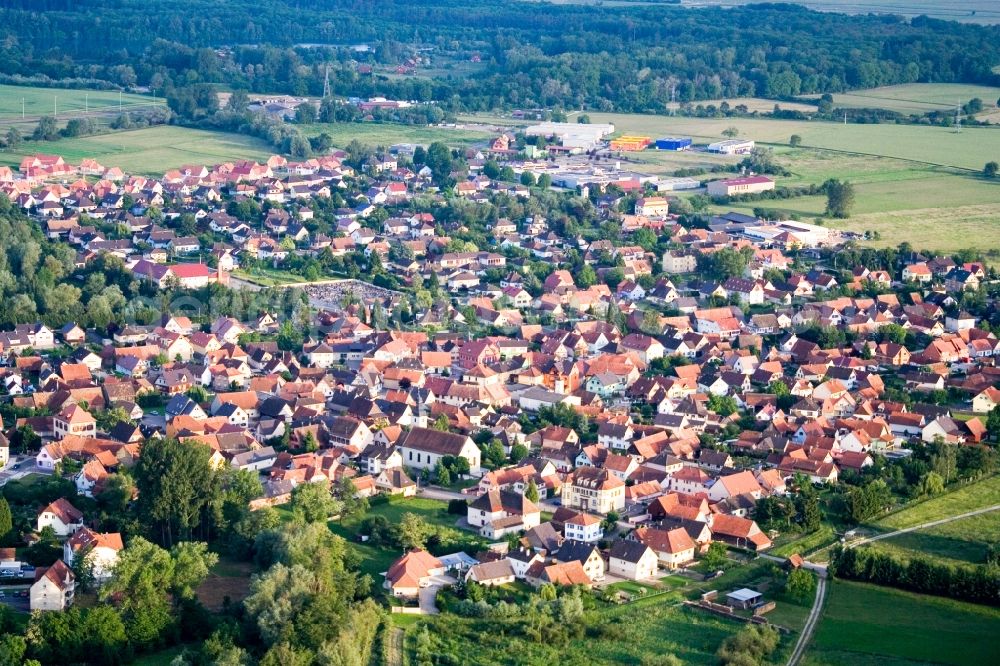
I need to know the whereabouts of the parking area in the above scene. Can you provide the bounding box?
[0,458,53,487]
[0,586,31,613]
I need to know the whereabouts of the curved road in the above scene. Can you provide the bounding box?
[784,503,1000,666]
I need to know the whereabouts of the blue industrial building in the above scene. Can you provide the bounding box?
[655,137,692,151]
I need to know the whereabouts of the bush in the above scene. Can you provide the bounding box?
[717,624,780,666]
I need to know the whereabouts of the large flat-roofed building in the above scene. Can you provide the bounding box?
[742,219,834,248]
[545,166,658,190]
[524,122,615,150]
[655,137,692,151]
[707,175,775,197]
[609,135,652,151]
[707,139,755,155]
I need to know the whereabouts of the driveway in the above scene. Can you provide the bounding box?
[417,574,457,614]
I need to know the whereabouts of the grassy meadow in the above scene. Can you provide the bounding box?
[869,511,1000,567]
[801,83,1000,116]
[875,476,1000,530]
[0,84,158,123]
[0,125,272,175]
[681,1,1000,25]
[804,580,1000,666]
[580,102,1000,256]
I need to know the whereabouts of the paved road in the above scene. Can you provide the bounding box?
[786,571,827,666]
[419,485,564,513]
[851,504,1000,547]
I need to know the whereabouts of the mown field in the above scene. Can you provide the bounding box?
[869,511,1000,567]
[801,83,1000,115]
[804,580,1000,666]
[0,83,158,122]
[299,121,490,148]
[0,125,272,175]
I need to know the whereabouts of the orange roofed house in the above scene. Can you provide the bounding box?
[384,549,447,598]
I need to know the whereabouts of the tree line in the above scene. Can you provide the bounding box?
[0,1,997,114]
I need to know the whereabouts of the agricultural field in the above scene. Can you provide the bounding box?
[874,475,1000,530]
[580,108,1000,256]
[681,0,1000,25]
[585,111,1000,170]
[0,83,160,130]
[801,83,1000,116]
[299,121,491,149]
[869,511,1000,567]
[0,125,272,175]
[804,580,1000,666]
[666,97,817,114]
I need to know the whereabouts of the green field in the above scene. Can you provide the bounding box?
[415,601,749,665]
[681,0,1000,25]
[578,107,1000,256]
[875,476,1000,530]
[870,511,1000,567]
[586,112,1000,171]
[0,84,158,122]
[0,125,272,175]
[805,580,1000,666]
[300,121,491,148]
[802,83,1000,116]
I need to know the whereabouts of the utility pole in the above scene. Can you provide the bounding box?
[21,98,24,119]
[54,96,57,117]
[119,91,123,113]
[85,93,89,113]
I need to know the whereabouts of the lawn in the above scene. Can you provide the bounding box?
[230,267,306,287]
[132,646,189,666]
[0,125,272,175]
[869,511,1000,567]
[329,496,486,582]
[770,526,837,558]
[874,475,1000,530]
[805,580,1000,666]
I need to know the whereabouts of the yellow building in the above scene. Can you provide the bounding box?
[609,135,652,151]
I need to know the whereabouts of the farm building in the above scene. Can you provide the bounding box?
[707,176,775,197]
[609,136,653,151]
[655,137,692,151]
[707,139,755,155]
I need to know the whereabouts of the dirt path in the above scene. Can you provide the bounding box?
[854,504,1000,547]
[385,627,405,666]
[786,571,827,666]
